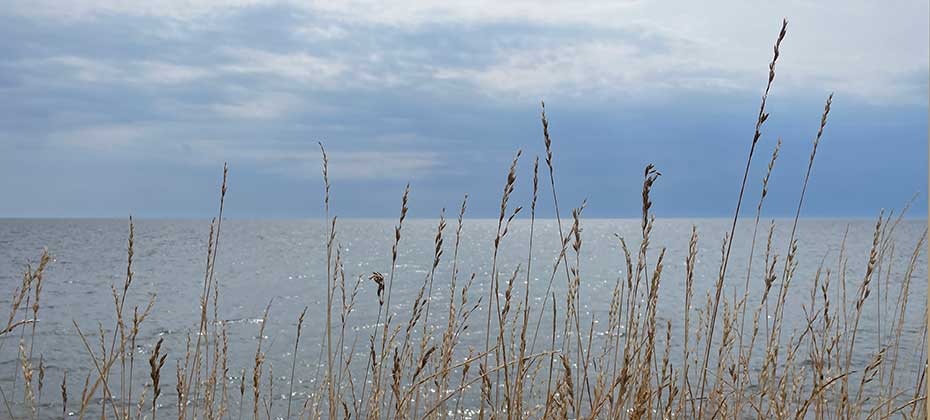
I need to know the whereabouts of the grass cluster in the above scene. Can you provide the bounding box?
[1,19,927,420]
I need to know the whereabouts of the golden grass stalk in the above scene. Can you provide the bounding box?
[149,337,166,419]
[696,20,787,417]
[286,306,308,420]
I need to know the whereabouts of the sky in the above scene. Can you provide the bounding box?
[0,1,927,219]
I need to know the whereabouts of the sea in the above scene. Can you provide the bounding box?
[0,218,926,418]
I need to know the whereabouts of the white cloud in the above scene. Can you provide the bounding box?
[10,0,638,25]
[21,56,210,86]
[293,23,350,41]
[301,0,640,27]
[137,61,211,84]
[265,150,441,180]
[47,124,148,152]
[8,0,270,21]
[219,48,346,86]
[7,0,928,103]
[41,122,441,181]
[211,92,301,120]
[43,56,123,83]
[17,50,345,91]
[187,141,441,180]
[433,40,747,100]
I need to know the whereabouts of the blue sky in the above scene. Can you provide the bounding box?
[1,1,927,218]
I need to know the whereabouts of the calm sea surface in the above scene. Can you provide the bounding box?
[0,218,926,417]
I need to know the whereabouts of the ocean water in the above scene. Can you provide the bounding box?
[0,218,926,417]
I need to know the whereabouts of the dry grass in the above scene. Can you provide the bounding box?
[0,19,927,420]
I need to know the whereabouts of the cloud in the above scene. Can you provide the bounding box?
[7,0,270,21]
[47,124,148,151]
[187,141,442,180]
[7,1,928,103]
[15,56,210,86]
[9,0,639,25]
[37,120,442,182]
[292,23,350,41]
[219,48,347,86]
[433,40,748,101]
[137,61,212,84]
[265,150,441,180]
[210,92,302,120]
[1,0,926,217]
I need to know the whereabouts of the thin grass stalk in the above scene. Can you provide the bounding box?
[369,183,410,417]
[513,156,539,418]
[733,138,782,415]
[777,93,834,342]
[481,148,521,417]
[286,307,308,420]
[696,20,787,417]
[252,301,271,420]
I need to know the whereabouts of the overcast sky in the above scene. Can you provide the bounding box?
[1,1,927,218]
